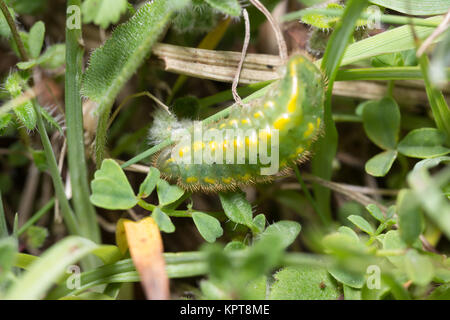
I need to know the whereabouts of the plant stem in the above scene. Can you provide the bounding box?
[32,100,79,235]
[0,0,28,60]
[17,198,55,236]
[65,0,100,243]
[294,166,329,226]
[137,200,193,218]
[0,0,79,236]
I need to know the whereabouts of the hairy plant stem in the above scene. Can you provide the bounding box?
[0,0,28,60]
[65,0,100,243]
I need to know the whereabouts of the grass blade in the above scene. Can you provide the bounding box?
[312,0,369,222]
[5,236,97,300]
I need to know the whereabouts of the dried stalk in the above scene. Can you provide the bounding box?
[152,43,448,105]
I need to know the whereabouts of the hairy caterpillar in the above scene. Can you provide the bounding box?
[150,55,325,192]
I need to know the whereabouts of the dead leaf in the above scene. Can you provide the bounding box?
[118,217,169,300]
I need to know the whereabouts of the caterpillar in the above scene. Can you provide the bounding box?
[150,55,325,192]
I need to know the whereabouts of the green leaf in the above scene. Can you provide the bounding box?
[366,204,385,223]
[0,237,17,283]
[397,189,423,246]
[39,44,66,69]
[240,235,284,281]
[348,215,374,235]
[270,266,341,300]
[404,250,434,286]
[362,97,400,150]
[153,207,175,233]
[7,0,46,14]
[328,265,366,289]
[156,179,184,207]
[365,150,398,177]
[40,105,64,134]
[428,284,450,300]
[301,3,343,29]
[90,159,138,210]
[25,226,48,249]
[138,167,160,198]
[383,230,408,268]
[204,0,241,17]
[91,245,122,265]
[252,214,266,234]
[14,101,36,130]
[323,232,368,258]
[219,192,254,229]
[31,149,47,171]
[343,284,362,300]
[414,156,450,171]
[243,275,267,300]
[4,236,97,300]
[361,281,390,300]
[82,0,128,29]
[339,16,442,67]
[338,226,360,242]
[224,241,246,251]
[28,21,45,58]
[18,44,66,71]
[199,280,231,300]
[369,0,450,15]
[192,212,223,243]
[0,113,12,133]
[258,221,301,249]
[397,128,450,159]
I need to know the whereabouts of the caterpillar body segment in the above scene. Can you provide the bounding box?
[152,55,325,192]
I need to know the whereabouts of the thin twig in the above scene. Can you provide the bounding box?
[300,173,388,211]
[248,0,288,62]
[232,9,251,105]
[107,92,171,129]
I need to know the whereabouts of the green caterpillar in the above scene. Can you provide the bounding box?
[150,55,325,192]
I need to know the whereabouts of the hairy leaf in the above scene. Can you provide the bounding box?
[81,0,189,164]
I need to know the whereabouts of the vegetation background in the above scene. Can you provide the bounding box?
[0,0,449,300]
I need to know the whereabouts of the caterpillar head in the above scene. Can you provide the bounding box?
[148,109,194,146]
